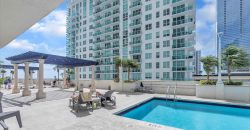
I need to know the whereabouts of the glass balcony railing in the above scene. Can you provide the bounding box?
[172,55,193,60]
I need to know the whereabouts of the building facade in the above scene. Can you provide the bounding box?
[67,0,196,81]
[217,0,250,72]
[194,50,201,75]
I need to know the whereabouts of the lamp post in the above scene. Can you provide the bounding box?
[216,32,224,99]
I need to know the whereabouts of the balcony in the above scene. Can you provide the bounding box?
[172,42,193,48]
[172,55,193,60]
[129,50,141,55]
[172,67,193,71]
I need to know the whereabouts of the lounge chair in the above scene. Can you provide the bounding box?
[76,92,93,112]
[99,90,116,107]
[0,92,22,130]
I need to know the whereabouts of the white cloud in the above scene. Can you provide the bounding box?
[196,0,217,56]
[7,39,65,56]
[30,10,66,37]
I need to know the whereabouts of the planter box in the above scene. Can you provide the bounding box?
[224,86,250,102]
[196,85,250,102]
[196,85,216,99]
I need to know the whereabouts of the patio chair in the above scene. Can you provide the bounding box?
[76,92,93,112]
[0,92,22,130]
[99,90,116,107]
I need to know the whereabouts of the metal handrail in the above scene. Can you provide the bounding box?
[173,84,177,101]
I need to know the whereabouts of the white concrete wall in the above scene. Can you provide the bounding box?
[196,85,250,102]
[73,80,197,95]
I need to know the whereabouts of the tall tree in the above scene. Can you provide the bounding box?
[66,69,74,81]
[53,66,60,82]
[1,69,7,79]
[10,70,14,79]
[114,57,122,82]
[222,45,249,81]
[200,56,217,81]
[122,59,139,81]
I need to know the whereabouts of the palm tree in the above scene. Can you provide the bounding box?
[53,66,60,82]
[10,70,14,79]
[222,45,249,81]
[1,69,7,79]
[114,57,122,82]
[66,69,74,81]
[200,56,217,81]
[122,59,139,81]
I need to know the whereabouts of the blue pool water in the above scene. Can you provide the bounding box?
[119,98,250,130]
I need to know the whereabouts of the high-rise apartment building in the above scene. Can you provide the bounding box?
[67,0,196,81]
[217,0,250,72]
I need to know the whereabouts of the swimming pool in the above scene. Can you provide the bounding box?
[117,98,250,130]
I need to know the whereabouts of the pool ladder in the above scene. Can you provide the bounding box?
[166,85,177,101]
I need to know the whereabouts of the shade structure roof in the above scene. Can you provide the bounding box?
[6,51,98,67]
[0,65,39,70]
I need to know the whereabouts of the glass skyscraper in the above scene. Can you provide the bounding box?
[217,0,250,56]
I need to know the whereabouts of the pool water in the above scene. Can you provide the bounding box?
[118,98,250,130]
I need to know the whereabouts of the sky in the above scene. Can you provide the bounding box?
[0,0,217,78]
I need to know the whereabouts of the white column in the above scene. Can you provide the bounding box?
[36,59,46,99]
[12,64,20,93]
[63,68,67,89]
[36,70,39,88]
[29,71,34,88]
[216,32,224,99]
[75,67,79,91]
[22,62,31,96]
[91,65,96,92]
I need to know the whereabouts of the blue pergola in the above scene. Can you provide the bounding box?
[5,51,98,99]
[0,65,39,70]
[6,51,98,67]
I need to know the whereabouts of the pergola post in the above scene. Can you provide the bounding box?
[29,70,34,88]
[36,59,46,99]
[12,64,20,94]
[91,65,96,92]
[22,62,31,96]
[75,67,79,91]
[36,70,39,88]
[63,68,67,89]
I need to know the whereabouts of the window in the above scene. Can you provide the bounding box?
[145,14,152,21]
[163,19,170,26]
[145,63,152,69]
[145,4,152,11]
[156,12,160,18]
[163,51,170,58]
[156,21,160,28]
[156,32,160,38]
[145,43,152,50]
[145,24,152,30]
[156,62,160,69]
[163,9,170,16]
[163,61,170,68]
[163,72,170,80]
[163,30,170,37]
[145,53,152,59]
[163,0,170,5]
[156,42,160,48]
[145,33,152,40]
[156,72,160,79]
[163,40,170,47]
[156,1,160,8]
[156,52,160,58]
[145,73,152,79]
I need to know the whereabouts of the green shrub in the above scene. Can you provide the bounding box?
[199,80,243,86]
[124,80,135,83]
[199,80,217,85]
[224,80,243,86]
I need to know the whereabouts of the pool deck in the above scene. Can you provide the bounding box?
[2,87,250,130]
